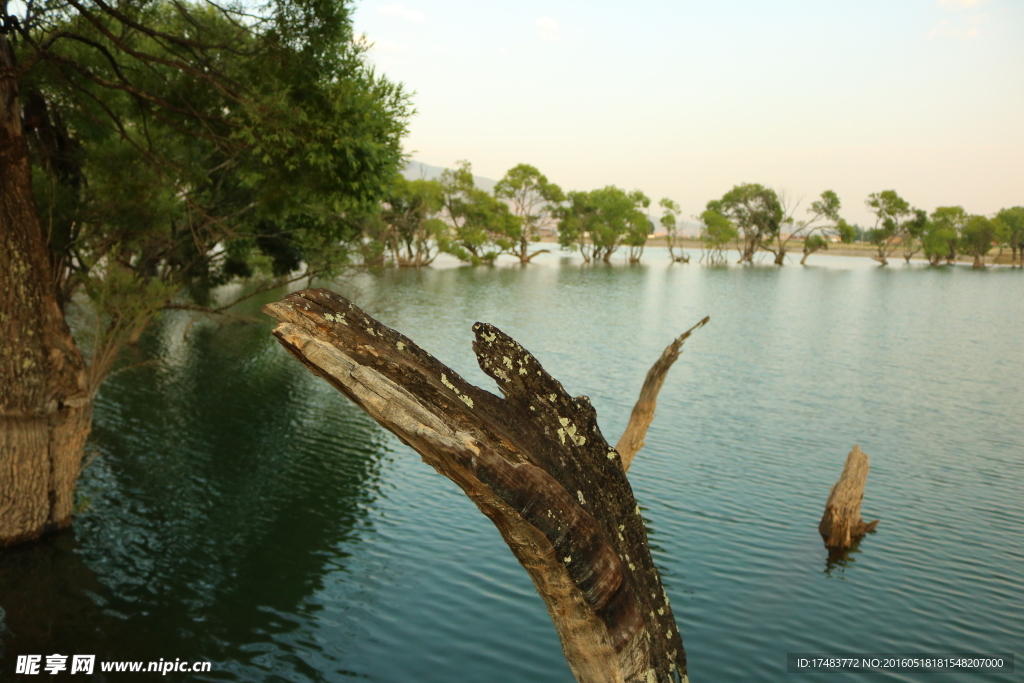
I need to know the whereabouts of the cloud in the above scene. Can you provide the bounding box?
[378,4,425,22]
[535,17,562,42]
[927,19,982,39]
[929,0,987,39]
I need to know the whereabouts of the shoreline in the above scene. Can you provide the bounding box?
[536,235,1017,266]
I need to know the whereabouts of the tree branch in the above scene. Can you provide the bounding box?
[263,289,690,683]
[617,317,709,472]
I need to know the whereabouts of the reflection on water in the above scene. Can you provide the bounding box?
[2,249,1022,682]
[823,535,871,579]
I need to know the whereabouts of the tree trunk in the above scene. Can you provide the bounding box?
[264,290,691,683]
[972,254,985,269]
[616,318,708,472]
[773,249,785,266]
[1,32,91,546]
[818,445,878,551]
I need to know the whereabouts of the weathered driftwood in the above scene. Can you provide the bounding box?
[616,317,708,472]
[264,289,691,683]
[818,445,879,550]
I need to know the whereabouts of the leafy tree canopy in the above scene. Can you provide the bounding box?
[10,0,410,376]
[707,183,782,262]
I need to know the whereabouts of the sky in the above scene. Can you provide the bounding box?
[352,0,1024,226]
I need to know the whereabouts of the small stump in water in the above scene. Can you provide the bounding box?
[819,445,879,551]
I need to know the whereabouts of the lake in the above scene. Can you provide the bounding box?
[1,249,1021,682]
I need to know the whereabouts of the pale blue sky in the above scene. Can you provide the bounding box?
[353,0,1023,225]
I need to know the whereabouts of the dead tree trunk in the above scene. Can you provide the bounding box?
[818,445,879,550]
[264,289,691,683]
[616,317,708,472]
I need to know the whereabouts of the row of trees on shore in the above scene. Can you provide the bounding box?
[352,164,1024,270]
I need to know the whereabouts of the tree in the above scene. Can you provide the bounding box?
[622,195,652,264]
[865,190,915,266]
[699,208,737,265]
[1,0,410,545]
[837,220,856,244]
[959,215,1002,269]
[707,183,783,264]
[924,206,967,266]
[493,163,565,265]
[791,190,843,265]
[659,198,689,263]
[900,209,929,264]
[556,186,649,263]
[801,234,829,264]
[439,160,518,265]
[556,190,597,261]
[377,176,446,267]
[996,206,1024,267]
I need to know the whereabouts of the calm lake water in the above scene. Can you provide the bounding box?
[1,249,1022,682]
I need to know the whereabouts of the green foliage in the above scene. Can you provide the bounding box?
[371,176,446,266]
[659,198,688,262]
[995,206,1024,265]
[924,206,967,265]
[707,183,782,263]
[19,0,411,372]
[699,209,737,265]
[556,186,649,262]
[659,198,681,234]
[959,215,1000,267]
[837,219,856,244]
[494,164,564,262]
[865,190,915,264]
[439,161,519,265]
[789,189,844,265]
[804,234,828,251]
[809,190,842,223]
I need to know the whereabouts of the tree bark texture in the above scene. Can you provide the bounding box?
[1,32,91,546]
[818,445,879,550]
[616,317,708,472]
[264,289,689,683]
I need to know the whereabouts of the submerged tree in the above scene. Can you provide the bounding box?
[996,206,1024,267]
[959,215,1003,269]
[557,186,650,263]
[792,190,844,265]
[493,163,565,265]
[707,183,783,264]
[439,160,519,265]
[900,209,929,264]
[659,198,689,263]
[1,0,410,545]
[699,209,737,265]
[378,176,447,267]
[865,190,915,266]
[924,206,967,266]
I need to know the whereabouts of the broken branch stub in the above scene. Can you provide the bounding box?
[818,445,879,550]
[263,289,688,683]
[616,317,709,472]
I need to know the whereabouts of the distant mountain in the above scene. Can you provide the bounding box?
[402,160,497,193]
